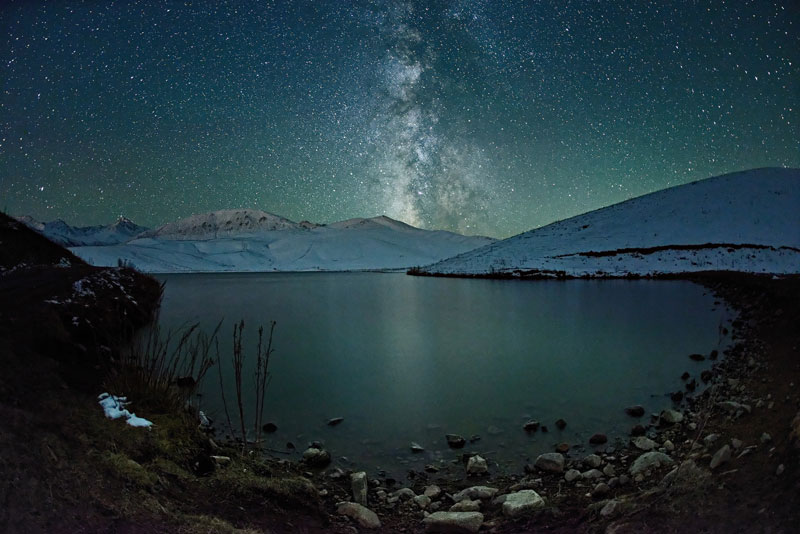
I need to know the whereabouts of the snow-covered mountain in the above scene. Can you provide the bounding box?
[69,211,495,273]
[417,168,800,278]
[16,216,148,247]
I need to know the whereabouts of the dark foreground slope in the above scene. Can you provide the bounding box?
[0,212,332,533]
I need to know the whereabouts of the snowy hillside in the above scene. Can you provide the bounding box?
[70,212,494,273]
[417,168,800,278]
[16,216,148,247]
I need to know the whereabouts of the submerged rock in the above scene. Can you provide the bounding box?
[555,418,567,430]
[625,405,645,417]
[261,422,277,433]
[523,420,540,432]
[589,433,608,445]
[424,511,484,533]
[411,442,425,453]
[502,489,545,517]
[446,434,466,449]
[327,417,344,426]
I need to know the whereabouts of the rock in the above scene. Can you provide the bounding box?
[681,371,690,380]
[625,405,645,417]
[589,433,608,445]
[469,434,481,443]
[450,499,481,512]
[731,438,743,450]
[760,432,772,443]
[685,379,697,392]
[701,370,713,383]
[584,454,603,468]
[709,445,731,469]
[502,490,546,517]
[689,353,705,361]
[327,467,346,479]
[452,486,498,502]
[555,442,570,453]
[423,511,484,533]
[717,401,752,415]
[632,436,656,451]
[394,488,416,501]
[565,469,582,482]
[582,469,604,479]
[523,420,540,432]
[789,411,800,450]
[629,452,673,475]
[555,418,567,430]
[337,502,381,529]
[664,440,675,452]
[262,422,277,433]
[603,464,616,477]
[425,464,440,473]
[776,464,785,476]
[618,474,630,486]
[534,452,565,473]
[424,485,442,499]
[351,471,368,506]
[414,495,432,509]
[600,499,622,518]
[302,447,331,468]
[446,434,466,449]
[592,483,610,497]
[327,417,344,426]
[487,425,503,435]
[411,442,425,453]
[631,424,646,436]
[659,409,684,425]
[670,391,684,403]
[210,455,231,466]
[466,455,488,476]
[704,433,720,445]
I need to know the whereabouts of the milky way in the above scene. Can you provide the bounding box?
[1,1,798,237]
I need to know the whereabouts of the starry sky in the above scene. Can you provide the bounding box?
[2,1,798,238]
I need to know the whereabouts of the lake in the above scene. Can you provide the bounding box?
[155,272,732,478]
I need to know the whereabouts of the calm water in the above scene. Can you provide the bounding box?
[155,272,732,477]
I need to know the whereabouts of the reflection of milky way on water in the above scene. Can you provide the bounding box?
[156,272,733,478]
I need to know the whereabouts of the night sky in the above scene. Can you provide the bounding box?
[2,1,798,238]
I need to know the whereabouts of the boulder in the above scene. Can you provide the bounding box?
[424,484,442,499]
[582,468,604,479]
[629,451,673,475]
[302,447,331,468]
[632,436,656,451]
[450,499,481,512]
[502,490,546,517]
[583,454,602,468]
[589,433,608,445]
[351,471,368,506]
[337,502,381,529]
[394,487,416,501]
[534,452,565,473]
[709,445,731,469]
[423,511,484,533]
[452,486,498,502]
[414,495,432,509]
[659,409,684,425]
[564,469,582,482]
[592,482,610,497]
[466,455,488,476]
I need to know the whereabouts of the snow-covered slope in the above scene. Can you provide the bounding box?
[418,168,800,278]
[140,209,299,239]
[70,213,494,273]
[16,216,148,247]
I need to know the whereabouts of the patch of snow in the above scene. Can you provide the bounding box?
[98,393,153,428]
